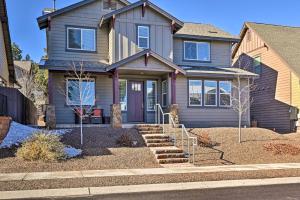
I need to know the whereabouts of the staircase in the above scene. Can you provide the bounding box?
[137,124,189,164]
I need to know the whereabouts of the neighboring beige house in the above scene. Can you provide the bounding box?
[0,0,15,86]
[37,0,256,127]
[232,22,300,133]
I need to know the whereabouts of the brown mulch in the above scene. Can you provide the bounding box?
[1,168,300,191]
[0,128,160,173]
[263,143,300,155]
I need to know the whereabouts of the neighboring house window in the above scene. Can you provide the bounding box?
[147,80,157,111]
[103,0,117,10]
[189,80,202,106]
[67,27,96,51]
[119,79,127,111]
[219,81,232,107]
[184,41,210,61]
[253,56,262,74]
[204,80,217,106]
[137,25,150,49]
[66,78,95,106]
[162,80,167,107]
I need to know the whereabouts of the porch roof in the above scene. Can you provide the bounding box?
[182,66,258,78]
[106,49,186,75]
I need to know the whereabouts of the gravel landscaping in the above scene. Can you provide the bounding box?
[0,128,159,173]
[185,127,300,166]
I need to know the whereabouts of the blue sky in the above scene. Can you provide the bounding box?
[6,0,300,62]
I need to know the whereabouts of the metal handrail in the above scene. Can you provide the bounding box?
[155,104,197,164]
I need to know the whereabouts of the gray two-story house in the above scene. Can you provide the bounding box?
[37,0,256,128]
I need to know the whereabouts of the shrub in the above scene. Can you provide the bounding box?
[16,132,66,162]
[117,133,135,147]
[197,133,218,148]
[263,143,300,156]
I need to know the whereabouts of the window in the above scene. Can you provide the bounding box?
[137,26,150,49]
[253,56,262,74]
[162,80,167,107]
[66,78,95,106]
[119,80,127,111]
[103,0,117,10]
[204,80,217,106]
[189,80,202,106]
[67,27,96,51]
[219,81,232,107]
[147,81,157,111]
[184,41,210,61]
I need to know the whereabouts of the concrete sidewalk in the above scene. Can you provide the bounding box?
[2,177,300,199]
[2,163,300,182]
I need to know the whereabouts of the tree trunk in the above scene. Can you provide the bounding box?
[80,104,83,145]
[239,112,242,143]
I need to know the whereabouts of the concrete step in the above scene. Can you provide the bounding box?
[138,127,162,132]
[158,158,189,164]
[139,130,162,135]
[144,135,170,139]
[147,142,174,147]
[154,149,184,154]
[136,124,160,128]
[156,153,186,159]
[146,138,171,143]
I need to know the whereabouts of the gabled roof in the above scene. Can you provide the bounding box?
[232,22,300,78]
[106,49,186,74]
[0,0,15,84]
[175,23,239,42]
[37,0,131,29]
[99,0,183,30]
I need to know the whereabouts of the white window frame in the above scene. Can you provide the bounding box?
[66,78,96,106]
[161,80,167,107]
[188,80,202,106]
[67,27,96,51]
[219,81,232,107]
[119,79,127,111]
[147,80,157,111]
[102,0,117,11]
[183,41,211,61]
[204,80,217,107]
[137,25,150,49]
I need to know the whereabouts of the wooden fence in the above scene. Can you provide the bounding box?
[0,86,37,125]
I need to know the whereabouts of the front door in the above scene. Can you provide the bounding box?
[128,81,144,122]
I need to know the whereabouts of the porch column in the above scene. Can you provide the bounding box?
[170,72,176,104]
[112,70,120,104]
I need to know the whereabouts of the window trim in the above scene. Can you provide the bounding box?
[66,77,96,106]
[119,79,127,111]
[183,41,211,62]
[204,80,217,107]
[146,80,157,111]
[219,80,232,108]
[161,80,167,108]
[137,25,150,49]
[102,0,117,11]
[66,26,97,52]
[188,79,203,107]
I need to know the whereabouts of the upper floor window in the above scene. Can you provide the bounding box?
[253,56,262,74]
[67,27,96,52]
[103,0,117,10]
[184,41,210,61]
[137,25,150,49]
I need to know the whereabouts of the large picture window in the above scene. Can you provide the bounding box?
[67,27,96,51]
[189,80,202,106]
[184,41,210,61]
[66,78,95,106]
[137,25,150,49]
[204,80,217,106]
[219,81,232,107]
[147,80,157,111]
[119,79,127,111]
[162,80,167,107]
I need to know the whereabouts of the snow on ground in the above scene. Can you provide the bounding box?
[64,147,82,158]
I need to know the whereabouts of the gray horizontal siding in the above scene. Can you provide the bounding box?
[173,38,232,67]
[0,21,9,83]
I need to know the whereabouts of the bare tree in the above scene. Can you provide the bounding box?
[17,67,35,101]
[58,62,95,145]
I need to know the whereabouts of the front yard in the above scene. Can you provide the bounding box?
[0,127,159,173]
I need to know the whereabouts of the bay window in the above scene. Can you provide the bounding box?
[184,41,210,61]
[219,81,232,107]
[119,79,127,111]
[189,80,202,106]
[66,78,95,106]
[67,27,96,51]
[147,80,157,111]
[204,80,217,106]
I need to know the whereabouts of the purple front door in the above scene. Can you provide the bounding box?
[128,81,144,122]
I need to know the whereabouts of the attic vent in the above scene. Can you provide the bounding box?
[208,31,218,34]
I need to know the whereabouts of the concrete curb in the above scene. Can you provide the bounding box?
[2,177,300,199]
[2,162,300,182]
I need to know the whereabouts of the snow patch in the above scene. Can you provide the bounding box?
[64,147,82,158]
